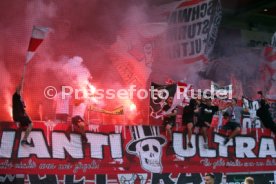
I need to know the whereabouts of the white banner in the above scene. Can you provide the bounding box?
[157,0,222,63]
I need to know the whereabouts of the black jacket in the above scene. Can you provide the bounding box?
[257,104,274,128]
[12,92,26,121]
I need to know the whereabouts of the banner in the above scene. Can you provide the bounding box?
[1,122,276,176]
[164,0,221,63]
[204,0,222,57]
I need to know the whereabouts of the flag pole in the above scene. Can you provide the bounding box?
[20,63,27,94]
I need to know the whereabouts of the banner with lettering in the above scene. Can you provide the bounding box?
[164,0,222,63]
[1,122,276,176]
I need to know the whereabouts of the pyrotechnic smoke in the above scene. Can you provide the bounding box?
[0,61,13,120]
[0,0,151,121]
[0,0,272,121]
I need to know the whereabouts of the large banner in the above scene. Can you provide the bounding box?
[1,122,276,176]
[164,0,221,63]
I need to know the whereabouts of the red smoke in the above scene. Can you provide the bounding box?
[0,0,272,122]
[0,0,152,121]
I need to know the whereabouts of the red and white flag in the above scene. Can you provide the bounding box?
[25,26,49,64]
[171,81,192,109]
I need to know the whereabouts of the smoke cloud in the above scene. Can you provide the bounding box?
[0,0,153,120]
[0,0,272,121]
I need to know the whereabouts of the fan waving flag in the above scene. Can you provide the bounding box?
[25,26,49,64]
[149,82,177,125]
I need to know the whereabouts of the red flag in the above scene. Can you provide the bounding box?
[25,26,49,64]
